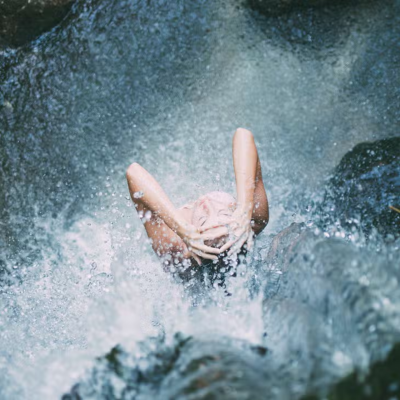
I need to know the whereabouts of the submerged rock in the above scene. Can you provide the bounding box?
[0,0,75,47]
[319,137,400,241]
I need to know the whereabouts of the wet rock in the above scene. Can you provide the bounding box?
[62,335,270,400]
[247,0,373,15]
[302,342,400,400]
[319,137,400,241]
[0,0,75,47]
[261,221,400,396]
[248,0,328,15]
[264,225,400,356]
[159,338,270,399]
[62,225,400,400]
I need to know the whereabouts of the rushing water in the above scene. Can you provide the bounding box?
[0,0,399,399]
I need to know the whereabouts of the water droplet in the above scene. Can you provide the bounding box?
[134,191,144,199]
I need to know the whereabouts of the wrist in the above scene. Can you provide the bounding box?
[236,201,253,219]
[175,220,192,239]
[163,209,190,238]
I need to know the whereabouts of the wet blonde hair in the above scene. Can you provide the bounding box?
[191,191,236,226]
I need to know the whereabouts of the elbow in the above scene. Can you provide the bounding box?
[235,127,253,136]
[126,162,141,179]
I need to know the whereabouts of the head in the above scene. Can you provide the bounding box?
[192,191,236,248]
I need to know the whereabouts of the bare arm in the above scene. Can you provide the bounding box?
[126,163,190,235]
[220,128,269,255]
[233,128,269,235]
[126,163,221,263]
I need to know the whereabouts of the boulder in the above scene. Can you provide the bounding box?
[262,222,400,397]
[302,342,400,400]
[0,0,75,47]
[248,0,328,15]
[247,0,373,15]
[319,137,400,241]
[62,224,400,400]
[62,335,271,400]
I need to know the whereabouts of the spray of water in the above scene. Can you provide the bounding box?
[0,0,399,398]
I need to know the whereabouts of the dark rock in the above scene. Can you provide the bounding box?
[62,335,271,400]
[159,338,270,399]
[319,137,400,241]
[261,218,400,394]
[247,0,374,15]
[62,223,400,400]
[302,342,400,400]
[248,0,328,15]
[0,0,75,47]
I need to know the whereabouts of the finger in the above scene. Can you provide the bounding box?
[233,226,244,237]
[200,227,229,241]
[200,228,228,239]
[199,223,229,233]
[226,221,240,231]
[228,234,247,257]
[220,231,245,253]
[191,248,218,260]
[219,239,237,253]
[183,246,202,266]
[190,243,221,255]
[247,232,254,251]
[182,244,190,258]
[190,252,202,266]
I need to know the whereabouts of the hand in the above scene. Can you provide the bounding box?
[178,224,228,266]
[219,206,254,257]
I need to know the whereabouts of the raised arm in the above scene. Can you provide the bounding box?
[233,128,269,234]
[220,128,269,255]
[126,163,221,264]
[126,163,189,234]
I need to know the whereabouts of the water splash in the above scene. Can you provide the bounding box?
[0,0,399,398]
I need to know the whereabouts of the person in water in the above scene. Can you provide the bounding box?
[126,128,269,269]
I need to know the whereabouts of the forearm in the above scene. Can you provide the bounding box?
[232,128,258,217]
[252,159,269,233]
[126,163,189,235]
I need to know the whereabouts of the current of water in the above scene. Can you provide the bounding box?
[0,0,399,398]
